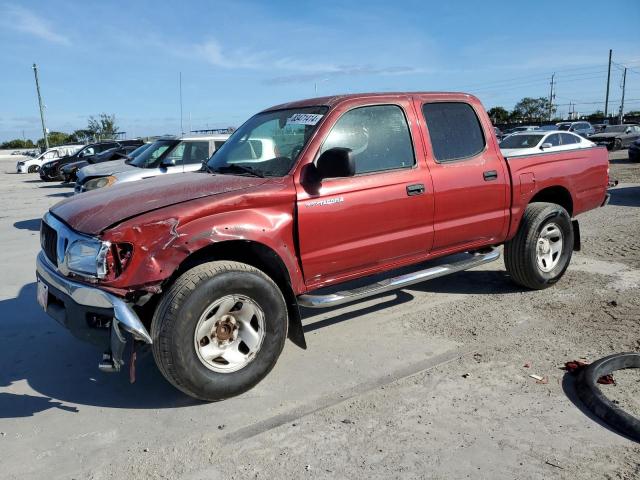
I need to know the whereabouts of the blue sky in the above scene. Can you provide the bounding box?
[1,0,639,141]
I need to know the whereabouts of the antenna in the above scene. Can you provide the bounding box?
[179,72,184,136]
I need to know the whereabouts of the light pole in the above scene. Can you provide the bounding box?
[32,63,49,150]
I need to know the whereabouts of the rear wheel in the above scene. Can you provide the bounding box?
[152,261,288,401]
[504,202,573,290]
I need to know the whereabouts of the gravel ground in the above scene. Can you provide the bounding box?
[0,150,638,479]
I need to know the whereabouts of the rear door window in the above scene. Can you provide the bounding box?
[560,133,579,145]
[546,134,561,147]
[422,102,485,162]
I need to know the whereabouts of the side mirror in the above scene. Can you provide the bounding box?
[625,128,632,134]
[160,157,176,168]
[313,147,355,181]
[540,143,553,150]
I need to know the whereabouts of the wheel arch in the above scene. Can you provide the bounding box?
[529,186,574,217]
[166,240,306,349]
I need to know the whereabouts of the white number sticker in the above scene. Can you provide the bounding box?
[286,113,324,126]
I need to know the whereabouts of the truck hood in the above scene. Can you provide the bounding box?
[77,159,133,181]
[51,173,269,235]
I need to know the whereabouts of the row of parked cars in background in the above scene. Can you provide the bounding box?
[495,121,640,151]
[16,133,232,193]
[14,119,640,194]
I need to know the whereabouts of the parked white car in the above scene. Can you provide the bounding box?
[499,131,595,157]
[75,135,229,193]
[226,137,279,164]
[16,144,83,173]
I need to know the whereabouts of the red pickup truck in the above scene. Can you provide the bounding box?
[36,93,609,401]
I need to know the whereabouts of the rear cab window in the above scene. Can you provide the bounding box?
[421,102,485,162]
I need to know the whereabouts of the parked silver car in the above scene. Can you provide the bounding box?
[556,121,595,138]
[75,135,229,193]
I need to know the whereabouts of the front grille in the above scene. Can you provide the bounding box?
[41,221,58,266]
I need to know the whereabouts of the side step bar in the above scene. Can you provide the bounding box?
[297,248,500,309]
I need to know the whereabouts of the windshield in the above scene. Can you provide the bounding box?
[557,124,571,131]
[129,140,177,168]
[206,106,329,177]
[603,125,628,133]
[128,143,151,159]
[500,134,544,149]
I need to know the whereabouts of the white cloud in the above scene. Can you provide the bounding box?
[187,38,417,84]
[1,4,70,45]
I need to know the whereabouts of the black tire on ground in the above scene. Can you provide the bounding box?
[27,165,38,173]
[504,202,574,290]
[151,261,288,401]
[575,352,640,442]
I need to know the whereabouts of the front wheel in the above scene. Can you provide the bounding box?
[614,138,623,151]
[152,261,288,401]
[504,202,574,290]
[27,165,39,173]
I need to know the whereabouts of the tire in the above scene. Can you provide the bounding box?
[576,353,640,442]
[151,261,288,401]
[614,138,623,151]
[27,165,38,173]
[504,202,574,290]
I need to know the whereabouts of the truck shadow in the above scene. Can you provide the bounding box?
[0,283,197,417]
[13,218,41,231]
[1,269,520,415]
[608,186,640,207]
[302,269,523,332]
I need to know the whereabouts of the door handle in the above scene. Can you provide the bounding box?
[483,170,498,181]
[406,183,425,196]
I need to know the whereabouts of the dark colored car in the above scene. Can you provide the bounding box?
[588,124,640,150]
[39,140,144,181]
[61,143,150,183]
[629,139,640,162]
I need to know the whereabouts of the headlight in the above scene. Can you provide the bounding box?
[64,239,111,278]
[63,239,133,280]
[84,175,117,191]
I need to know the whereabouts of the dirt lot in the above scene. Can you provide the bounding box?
[0,150,638,479]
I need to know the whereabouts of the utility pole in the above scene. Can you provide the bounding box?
[32,63,49,150]
[619,67,627,124]
[548,73,555,121]
[604,49,612,119]
[179,72,184,136]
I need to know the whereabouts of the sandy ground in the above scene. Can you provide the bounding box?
[0,150,638,479]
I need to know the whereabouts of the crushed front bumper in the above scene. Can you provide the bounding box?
[36,252,152,371]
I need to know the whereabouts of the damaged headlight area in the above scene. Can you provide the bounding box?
[63,239,133,280]
[83,175,116,191]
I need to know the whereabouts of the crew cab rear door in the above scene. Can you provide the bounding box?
[416,98,509,252]
[295,100,434,285]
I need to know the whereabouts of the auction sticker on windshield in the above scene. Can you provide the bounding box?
[286,113,324,126]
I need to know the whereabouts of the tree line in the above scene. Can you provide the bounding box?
[1,113,119,150]
[489,97,640,125]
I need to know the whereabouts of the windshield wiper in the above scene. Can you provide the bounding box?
[211,164,265,178]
